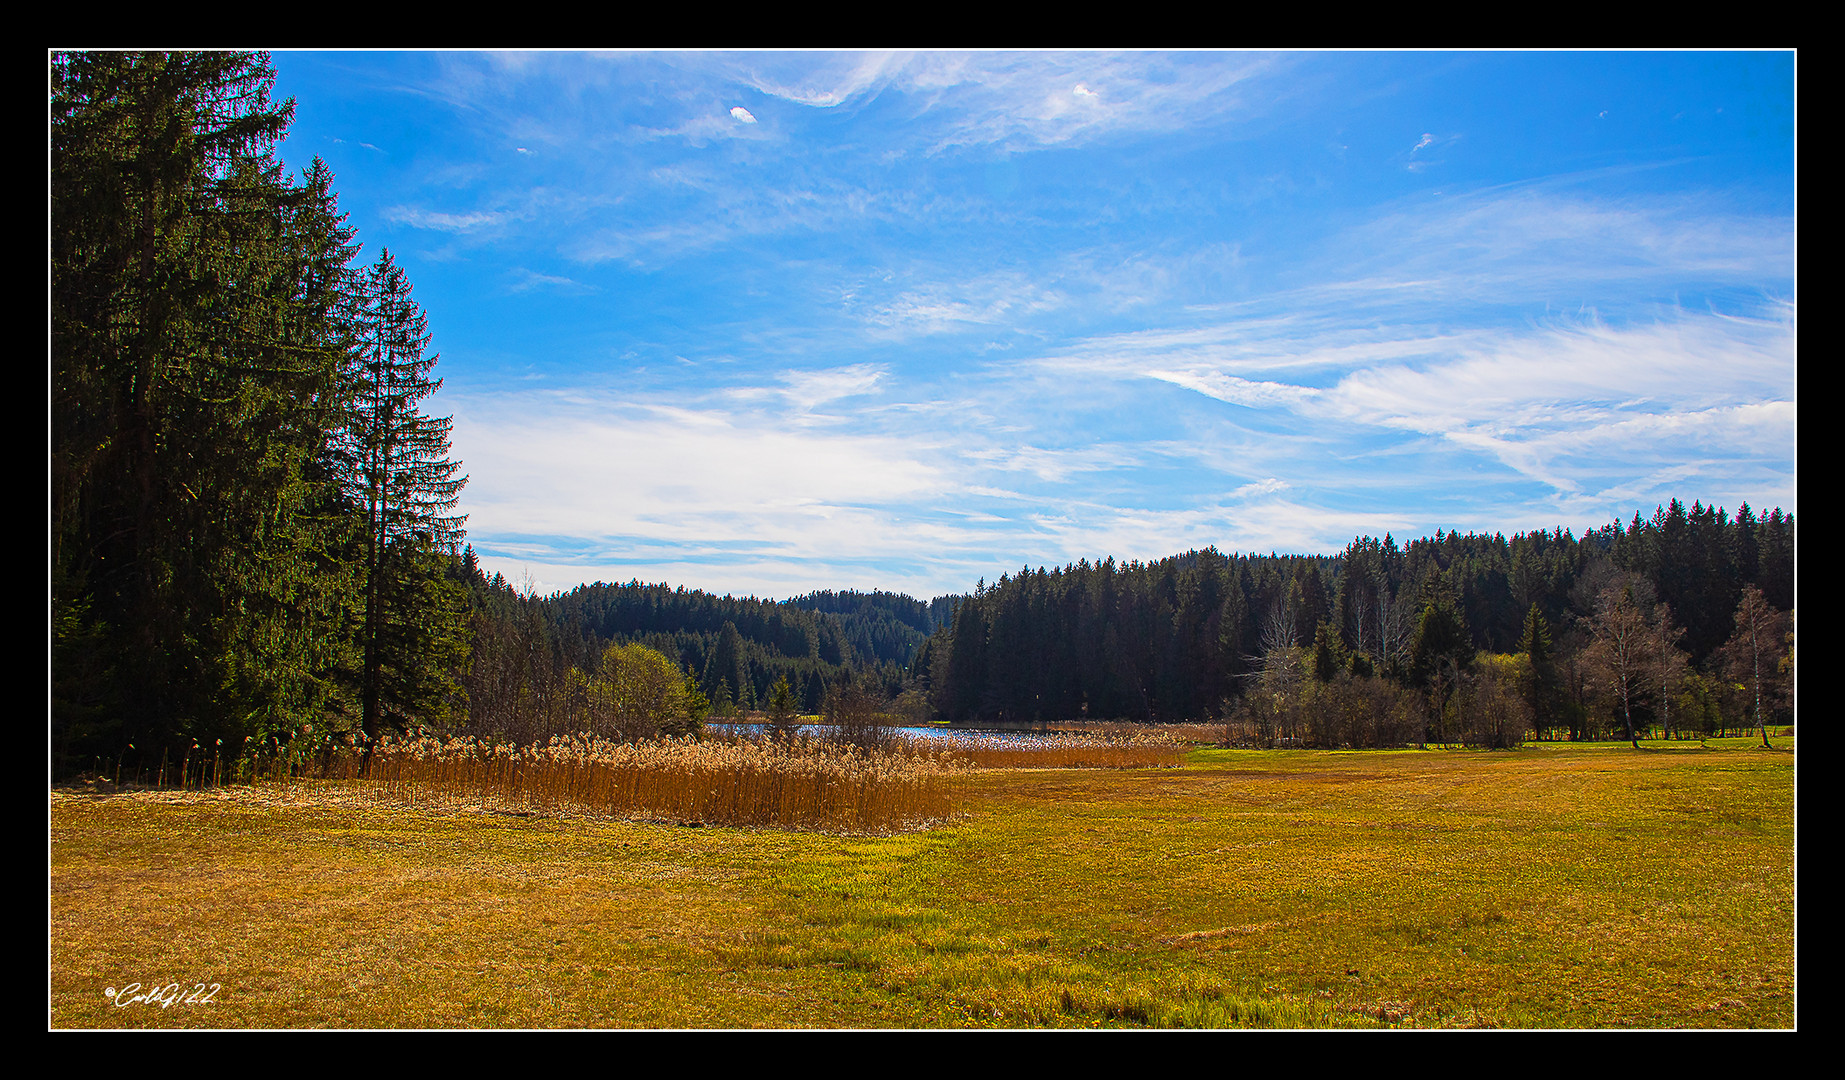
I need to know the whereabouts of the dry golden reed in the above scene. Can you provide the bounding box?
[115,725,1188,835]
[264,732,966,835]
[910,730,1188,770]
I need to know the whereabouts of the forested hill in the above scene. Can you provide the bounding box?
[459,565,957,719]
[785,589,961,638]
[918,501,1793,727]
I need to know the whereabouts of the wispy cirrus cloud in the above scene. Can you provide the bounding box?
[721,51,1285,153]
[507,267,594,294]
[724,364,890,419]
[851,268,1071,337]
[383,206,515,233]
[1015,306,1793,513]
[1141,369,1322,409]
[1323,186,1794,305]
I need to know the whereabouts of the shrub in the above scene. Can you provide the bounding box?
[585,642,702,741]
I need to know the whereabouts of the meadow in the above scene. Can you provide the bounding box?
[48,739,1794,1028]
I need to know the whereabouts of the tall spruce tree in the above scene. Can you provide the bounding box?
[52,51,358,765]
[348,248,470,738]
[1409,590,1471,744]
[1516,603,1560,739]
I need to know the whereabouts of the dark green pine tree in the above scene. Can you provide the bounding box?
[1410,589,1472,744]
[1756,510,1794,612]
[1516,603,1560,739]
[765,675,801,741]
[349,248,471,738]
[1311,619,1349,683]
[52,51,359,766]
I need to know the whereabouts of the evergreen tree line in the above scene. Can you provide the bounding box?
[52,52,470,775]
[917,501,1794,744]
[449,563,945,743]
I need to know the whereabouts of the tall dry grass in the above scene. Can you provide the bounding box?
[253,732,964,835]
[82,724,1187,835]
[1046,721,1226,746]
[912,730,1188,770]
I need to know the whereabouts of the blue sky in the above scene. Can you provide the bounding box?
[268,50,1796,601]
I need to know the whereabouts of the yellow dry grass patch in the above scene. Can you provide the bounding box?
[50,741,1793,1028]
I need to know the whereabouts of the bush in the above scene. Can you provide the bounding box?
[824,680,896,751]
[586,643,702,741]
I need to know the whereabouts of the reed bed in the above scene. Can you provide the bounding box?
[257,732,965,835]
[914,730,1188,770]
[78,725,1187,835]
[1043,720,1227,746]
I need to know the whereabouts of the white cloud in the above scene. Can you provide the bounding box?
[963,444,1143,483]
[454,393,948,549]
[451,393,1016,599]
[729,106,757,124]
[1143,369,1321,410]
[1318,315,1794,437]
[731,52,907,108]
[383,207,511,233]
[774,365,886,409]
[1012,302,1793,516]
[853,269,1070,336]
[727,52,1281,153]
[1231,478,1289,498]
[508,268,592,294]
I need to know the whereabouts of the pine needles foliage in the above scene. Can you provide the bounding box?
[52,51,468,772]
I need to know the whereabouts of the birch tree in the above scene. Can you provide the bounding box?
[1587,582,1657,750]
[1725,586,1788,748]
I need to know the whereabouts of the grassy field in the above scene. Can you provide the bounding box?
[48,740,1794,1028]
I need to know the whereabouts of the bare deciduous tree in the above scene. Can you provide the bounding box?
[1586,581,1658,750]
[1464,652,1533,749]
[1725,585,1789,748]
[1653,605,1690,740]
[1378,585,1416,676]
[825,680,894,751]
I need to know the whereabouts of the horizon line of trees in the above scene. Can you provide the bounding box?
[915,501,1793,747]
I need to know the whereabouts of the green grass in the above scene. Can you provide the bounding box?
[49,740,1794,1028]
